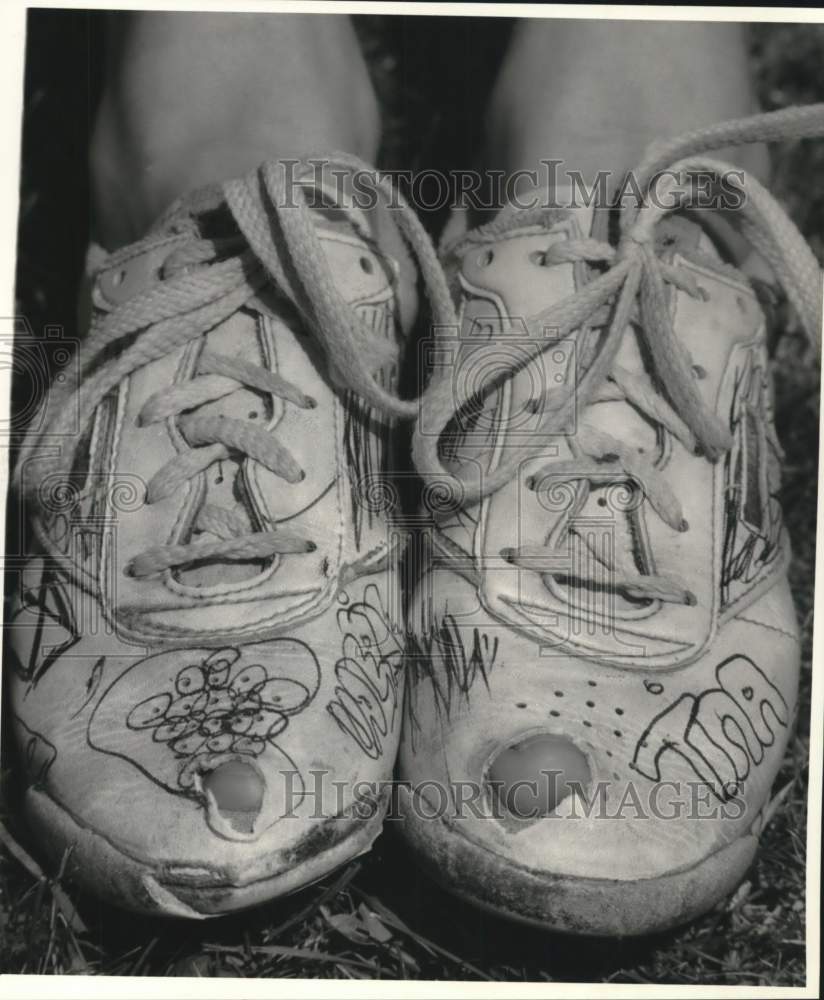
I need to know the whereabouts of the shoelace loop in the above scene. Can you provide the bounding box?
[412,105,824,605]
[19,155,457,579]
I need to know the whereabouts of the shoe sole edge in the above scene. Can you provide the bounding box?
[398,788,758,936]
[23,785,386,917]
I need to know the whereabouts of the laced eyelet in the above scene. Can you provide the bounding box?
[691,364,707,379]
[359,256,374,275]
[528,250,546,266]
[478,248,494,267]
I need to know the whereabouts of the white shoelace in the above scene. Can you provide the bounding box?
[412,105,824,604]
[19,155,456,578]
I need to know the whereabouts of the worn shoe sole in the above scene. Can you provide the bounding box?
[23,784,388,918]
[397,785,761,937]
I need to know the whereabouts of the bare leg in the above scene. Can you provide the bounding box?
[90,12,379,248]
[484,19,767,201]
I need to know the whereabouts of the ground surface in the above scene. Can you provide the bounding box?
[1,12,821,985]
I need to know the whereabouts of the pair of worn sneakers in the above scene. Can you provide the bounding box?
[6,106,821,935]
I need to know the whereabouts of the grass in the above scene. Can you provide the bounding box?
[1,13,820,985]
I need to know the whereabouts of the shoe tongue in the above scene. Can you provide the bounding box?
[440,187,601,473]
[547,184,599,240]
[176,192,360,590]
[508,187,660,454]
[506,182,599,240]
[176,178,412,591]
[455,185,603,326]
[177,316,271,589]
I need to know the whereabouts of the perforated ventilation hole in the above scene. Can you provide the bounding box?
[588,680,597,687]
[550,709,561,718]
[516,702,527,709]
[586,700,595,708]
[614,730,623,738]
[359,256,374,274]
[615,707,624,716]
[554,690,564,698]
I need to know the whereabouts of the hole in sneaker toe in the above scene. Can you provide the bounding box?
[487,734,590,819]
[202,760,264,834]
